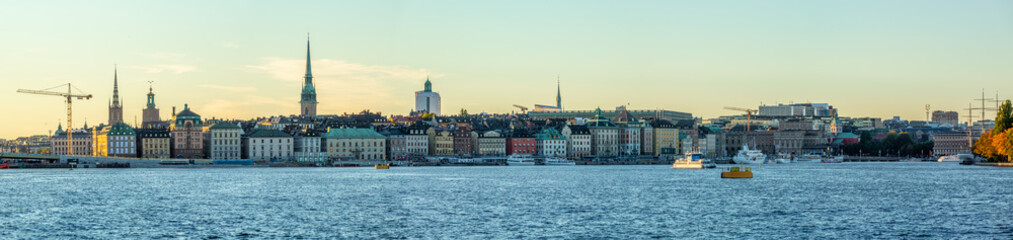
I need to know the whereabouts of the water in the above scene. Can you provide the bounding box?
[1,163,1011,239]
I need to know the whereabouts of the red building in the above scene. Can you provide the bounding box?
[507,137,536,155]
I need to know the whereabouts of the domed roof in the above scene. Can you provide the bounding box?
[176,104,200,118]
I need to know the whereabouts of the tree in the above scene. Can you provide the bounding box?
[460,109,469,117]
[994,100,1013,135]
[974,132,998,161]
[995,128,1013,162]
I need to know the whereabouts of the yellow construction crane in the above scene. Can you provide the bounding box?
[18,84,92,155]
[513,104,529,114]
[724,106,758,132]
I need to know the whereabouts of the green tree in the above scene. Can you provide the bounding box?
[974,132,998,162]
[994,100,1012,135]
[460,109,469,117]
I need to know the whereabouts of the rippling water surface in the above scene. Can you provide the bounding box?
[1,163,1011,239]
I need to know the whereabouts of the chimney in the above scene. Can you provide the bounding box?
[172,106,177,117]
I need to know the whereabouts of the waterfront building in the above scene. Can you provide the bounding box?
[141,83,166,128]
[933,131,971,156]
[758,103,836,118]
[404,125,429,157]
[472,130,506,156]
[612,107,642,156]
[323,128,386,160]
[108,67,123,125]
[293,130,325,162]
[205,122,243,160]
[427,127,454,156]
[587,108,619,157]
[414,77,442,115]
[561,125,591,160]
[300,37,318,118]
[385,129,409,160]
[50,124,92,156]
[136,128,170,158]
[534,127,566,157]
[170,104,205,159]
[94,122,136,157]
[453,123,474,155]
[246,129,294,161]
[931,111,959,126]
[651,120,680,156]
[506,134,536,155]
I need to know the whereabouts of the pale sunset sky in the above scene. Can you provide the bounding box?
[1,0,1011,139]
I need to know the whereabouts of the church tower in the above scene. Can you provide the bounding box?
[142,81,162,128]
[300,35,318,118]
[108,66,123,125]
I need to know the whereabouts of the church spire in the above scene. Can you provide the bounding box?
[556,75,562,109]
[111,65,120,108]
[304,33,313,82]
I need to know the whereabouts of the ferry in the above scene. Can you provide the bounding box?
[374,163,390,169]
[732,145,766,165]
[721,166,753,178]
[773,153,792,164]
[672,152,710,169]
[506,155,536,166]
[544,157,576,166]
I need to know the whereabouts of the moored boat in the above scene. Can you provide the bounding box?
[732,145,766,165]
[544,157,575,166]
[506,155,536,166]
[821,156,844,163]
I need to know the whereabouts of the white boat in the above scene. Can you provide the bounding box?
[822,156,844,163]
[774,153,792,164]
[506,155,536,166]
[732,145,766,165]
[544,157,576,166]
[672,152,705,169]
[937,155,960,162]
[797,153,823,162]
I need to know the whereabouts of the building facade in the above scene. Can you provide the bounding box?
[50,124,92,156]
[561,125,591,160]
[427,127,454,156]
[535,128,566,157]
[473,130,506,156]
[170,104,204,159]
[142,84,164,128]
[94,122,136,157]
[246,129,294,161]
[136,128,170,159]
[293,131,325,162]
[206,122,243,160]
[323,128,387,160]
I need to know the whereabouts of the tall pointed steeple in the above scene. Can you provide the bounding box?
[300,33,318,117]
[108,65,124,125]
[112,65,120,108]
[304,34,313,82]
[556,75,562,109]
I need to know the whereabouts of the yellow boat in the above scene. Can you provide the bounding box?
[374,163,390,169]
[721,166,752,178]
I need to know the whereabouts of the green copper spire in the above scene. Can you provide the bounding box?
[300,34,317,103]
[556,75,561,109]
[424,76,432,92]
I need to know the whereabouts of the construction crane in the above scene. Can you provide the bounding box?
[18,84,92,155]
[724,106,758,132]
[513,104,529,114]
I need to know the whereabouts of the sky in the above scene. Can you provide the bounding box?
[1,0,1011,139]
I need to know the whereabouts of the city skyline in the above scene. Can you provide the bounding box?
[2,0,1012,139]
